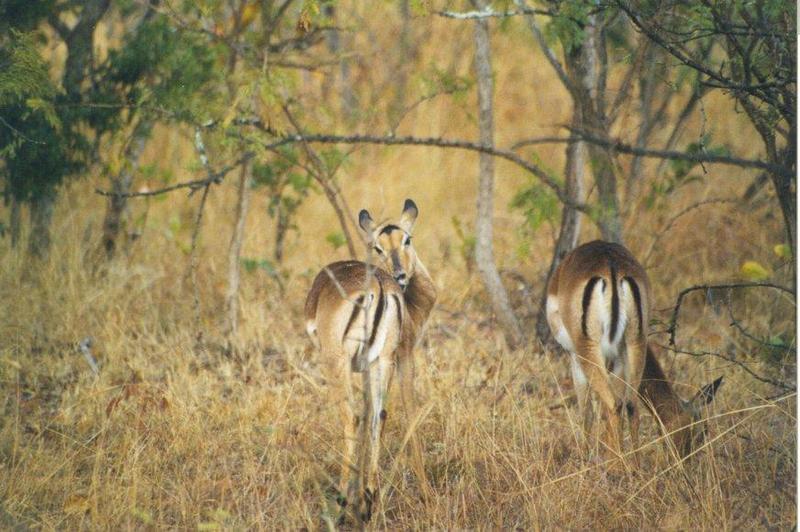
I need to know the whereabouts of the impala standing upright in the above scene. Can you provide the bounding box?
[304,199,436,522]
[546,240,721,460]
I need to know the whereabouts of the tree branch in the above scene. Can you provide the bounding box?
[94,155,252,198]
[653,342,794,391]
[570,128,792,179]
[250,129,590,214]
[436,6,552,19]
[667,282,795,347]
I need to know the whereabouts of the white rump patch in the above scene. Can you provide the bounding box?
[546,295,575,353]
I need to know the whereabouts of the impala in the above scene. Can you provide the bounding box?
[546,240,722,460]
[304,199,436,522]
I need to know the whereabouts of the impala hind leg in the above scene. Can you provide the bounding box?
[570,352,594,441]
[334,355,360,517]
[358,355,394,523]
[577,342,623,462]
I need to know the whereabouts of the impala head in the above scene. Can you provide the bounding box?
[675,376,724,455]
[359,199,419,291]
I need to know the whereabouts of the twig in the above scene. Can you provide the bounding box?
[280,105,358,259]
[643,198,738,267]
[436,6,552,19]
[0,116,46,145]
[248,129,590,214]
[94,155,252,199]
[726,295,795,353]
[653,341,794,391]
[569,128,792,179]
[667,282,795,347]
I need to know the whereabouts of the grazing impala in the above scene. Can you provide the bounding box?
[546,240,721,460]
[304,199,436,522]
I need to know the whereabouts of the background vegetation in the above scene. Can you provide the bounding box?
[0,0,795,528]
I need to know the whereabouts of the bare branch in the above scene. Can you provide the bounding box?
[436,6,552,19]
[643,198,738,267]
[250,129,591,214]
[667,282,795,347]
[653,342,794,391]
[280,105,359,259]
[569,128,792,179]
[94,155,252,198]
[515,0,573,93]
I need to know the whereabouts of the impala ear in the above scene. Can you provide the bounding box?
[359,209,375,236]
[693,376,723,406]
[399,198,418,232]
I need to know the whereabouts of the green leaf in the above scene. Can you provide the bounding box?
[325,232,347,250]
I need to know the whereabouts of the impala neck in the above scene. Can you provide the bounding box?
[403,255,436,345]
[640,346,694,449]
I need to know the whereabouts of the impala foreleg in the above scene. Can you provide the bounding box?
[570,352,594,438]
[624,335,647,465]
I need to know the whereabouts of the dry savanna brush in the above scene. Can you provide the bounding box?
[0,0,796,529]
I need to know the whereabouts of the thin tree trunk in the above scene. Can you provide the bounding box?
[626,46,656,206]
[389,0,412,124]
[28,188,56,258]
[225,163,251,338]
[100,120,150,260]
[274,201,288,263]
[9,196,21,248]
[565,14,623,244]
[535,116,585,342]
[771,144,796,261]
[324,5,357,121]
[473,9,524,349]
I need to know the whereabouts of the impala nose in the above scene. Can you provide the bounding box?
[395,272,408,288]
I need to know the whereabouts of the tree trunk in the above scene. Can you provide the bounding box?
[9,196,21,248]
[389,0,413,124]
[535,116,585,342]
[100,121,150,260]
[28,188,56,258]
[274,201,288,263]
[61,0,111,101]
[473,9,524,349]
[225,163,251,338]
[564,14,623,244]
[324,5,357,121]
[770,144,797,262]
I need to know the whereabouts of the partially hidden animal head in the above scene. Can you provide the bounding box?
[673,376,724,456]
[359,199,419,291]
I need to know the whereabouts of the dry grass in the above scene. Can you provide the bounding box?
[0,7,796,529]
[0,181,794,529]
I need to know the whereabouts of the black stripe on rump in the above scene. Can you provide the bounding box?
[581,277,604,337]
[342,295,366,344]
[391,294,403,330]
[609,261,619,342]
[623,276,643,336]
[369,284,386,346]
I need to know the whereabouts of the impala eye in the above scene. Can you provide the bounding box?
[404,236,411,247]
